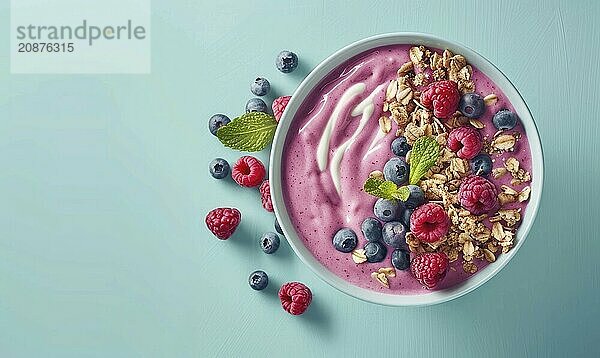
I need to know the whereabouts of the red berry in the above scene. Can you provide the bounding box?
[205,207,241,240]
[459,175,499,215]
[232,156,265,187]
[447,126,483,159]
[420,80,460,119]
[411,252,449,289]
[272,96,291,122]
[278,282,312,315]
[410,203,450,243]
[259,180,273,212]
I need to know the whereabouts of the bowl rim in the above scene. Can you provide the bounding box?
[269,32,544,307]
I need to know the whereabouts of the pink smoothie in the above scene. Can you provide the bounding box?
[282,45,533,294]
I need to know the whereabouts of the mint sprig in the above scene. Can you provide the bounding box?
[216,112,277,152]
[363,177,410,201]
[408,136,441,185]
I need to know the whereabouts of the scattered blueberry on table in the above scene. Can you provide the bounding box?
[276,50,298,73]
[260,232,281,254]
[209,158,230,179]
[249,270,269,290]
[250,77,270,96]
[208,114,230,136]
[245,98,268,113]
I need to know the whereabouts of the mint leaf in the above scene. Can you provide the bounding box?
[363,177,410,201]
[364,177,390,199]
[216,112,277,152]
[408,136,440,185]
[392,186,410,201]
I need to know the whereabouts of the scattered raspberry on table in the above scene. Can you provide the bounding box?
[232,156,266,188]
[279,282,312,315]
[205,207,241,240]
[272,96,291,122]
[259,180,273,212]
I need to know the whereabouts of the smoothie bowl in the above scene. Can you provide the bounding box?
[270,33,543,306]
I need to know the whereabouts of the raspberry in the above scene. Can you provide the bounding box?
[420,80,460,119]
[459,175,499,215]
[272,96,291,122]
[411,252,449,289]
[447,126,483,159]
[410,203,450,243]
[205,207,241,240]
[259,180,273,212]
[278,282,312,315]
[232,156,266,187]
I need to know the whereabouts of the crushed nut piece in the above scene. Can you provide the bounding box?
[483,249,496,262]
[386,80,398,101]
[492,134,516,151]
[371,272,389,288]
[397,61,413,77]
[505,157,520,173]
[409,46,425,68]
[379,116,392,134]
[483,93,498,106]
[518,186,531,202]
[463,261,478,274]
[369,170,384,180]
[351,249,367,264]
[377,267,396,278]
[469,118,484,129]
[492,167,508,179]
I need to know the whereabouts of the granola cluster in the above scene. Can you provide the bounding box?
[380,46,533,275]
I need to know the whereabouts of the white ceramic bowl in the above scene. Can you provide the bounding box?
[269,33,544,306]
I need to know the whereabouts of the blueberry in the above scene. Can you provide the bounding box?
[374,198,401,222]
[400,208,413,228]
[470,153,493,176]
[382,221,407,249]
[361,217,383,242]
[404,185,426,209]
[276,50,298,73]
[274,218,284,235]
[251,77,270,96]
[208,114,230,136]
[492,109,518,130]
[391,249,411,270]
[364,242,387,263]
[209,158,230,179]
[246,98,268,113]
[259,232,280,254]
[248,270,269,290]
[383,157,409,186]
[391,136,411,157]
[459,93,485,119]
[332,228,358,253]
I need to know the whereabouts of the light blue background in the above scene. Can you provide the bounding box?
[1,0,599,357]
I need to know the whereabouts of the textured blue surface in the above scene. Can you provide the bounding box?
[1,0,599,356]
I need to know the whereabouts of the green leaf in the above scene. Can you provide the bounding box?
[408,136,441,185]
[216,112,278,152]
[364,177,389,199]
[363,177,410,202]
[392,186,410,201]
